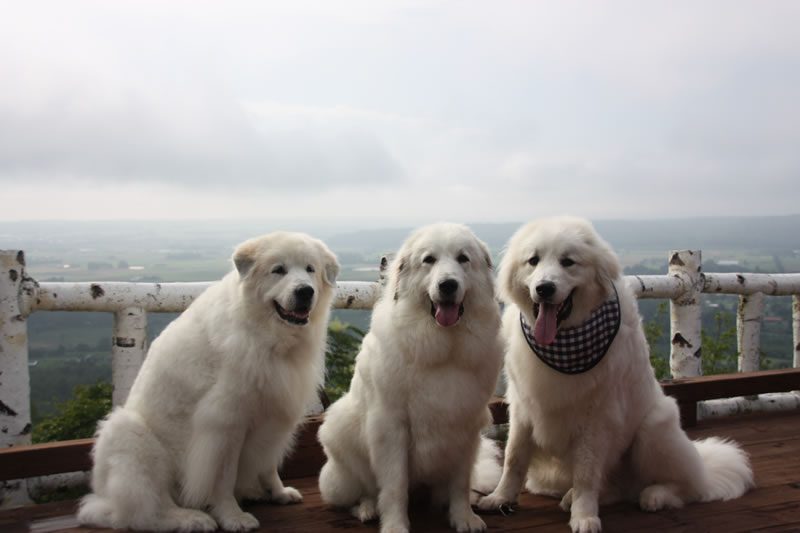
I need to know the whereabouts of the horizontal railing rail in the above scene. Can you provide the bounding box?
[28,280,381,313]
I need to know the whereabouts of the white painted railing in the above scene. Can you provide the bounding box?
[28,279,380,406]
[2,248,800,451]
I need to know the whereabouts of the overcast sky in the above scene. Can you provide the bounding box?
[2,1,798,229]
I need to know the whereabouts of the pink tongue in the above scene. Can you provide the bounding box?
[534,302,559,345]
[435,304,460,327]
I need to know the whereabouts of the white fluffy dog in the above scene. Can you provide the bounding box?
[318,223,504,533]
[77,232,339,532]
[477,217,753,533]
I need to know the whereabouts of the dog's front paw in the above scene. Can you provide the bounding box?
[569,515,601,533]
[475,491,517,514]
[271,485,303,505]
[166,508,218,533]
[215,510,259,532]
[351,498,378,522]
[450,510,486,533]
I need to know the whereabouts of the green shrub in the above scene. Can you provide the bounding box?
[32,382,113,443]
[325,319,365,402]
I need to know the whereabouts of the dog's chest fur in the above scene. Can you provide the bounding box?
[369,319,499,479]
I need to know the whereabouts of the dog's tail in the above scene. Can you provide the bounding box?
[470,436,502,503]
[694,437,754,501]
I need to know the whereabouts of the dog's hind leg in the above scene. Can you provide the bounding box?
[79,409,214,531]
[319,458,378,521]
[469,435,502,503]
[630,396,707,511]
[525,451,571,498]
[318,394,380,522]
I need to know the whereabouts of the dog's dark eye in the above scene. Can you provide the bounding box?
[528,255,539,266]
[306,265,315,273]
[272,265,287,275]
[457,253,469,264]
[423,255,436,265]
[561,258,575,267]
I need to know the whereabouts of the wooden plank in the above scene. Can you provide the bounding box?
[0,420,325,483]
[0,439,93,480]
[661,368,800,403]
[661,367,800,427]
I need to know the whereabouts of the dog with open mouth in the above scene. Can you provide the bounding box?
[318,223,504,533]
[78,232,339,532]
[477,216,753,533]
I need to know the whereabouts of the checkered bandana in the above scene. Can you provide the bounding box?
[520,285,621,375]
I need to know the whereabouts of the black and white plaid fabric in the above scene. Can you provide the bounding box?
[520,284,621,375]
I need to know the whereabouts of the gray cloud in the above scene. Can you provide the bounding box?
[0,84,404,189]
[0,3,404,190]
[1,1,799,222]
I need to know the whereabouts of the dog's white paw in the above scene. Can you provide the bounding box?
[559,488,574,511]
[475,491,516,512]
[379,524,409,533]
[167,508,218,533]
[569,515,602,533]
[639,484,683,512]
[351,498,378,522]
[271,486,303,505]
[450,510,486,533]
[215,510,259,532]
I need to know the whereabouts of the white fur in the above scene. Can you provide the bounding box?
[77,232,339,532]
[477,217,753,533]
[318,223,504,533]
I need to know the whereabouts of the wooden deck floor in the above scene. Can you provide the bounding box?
[3,409,800,533]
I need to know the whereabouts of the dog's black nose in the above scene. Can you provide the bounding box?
[439,279,459,295]
[294,284,315,303]
[536,281,556,299]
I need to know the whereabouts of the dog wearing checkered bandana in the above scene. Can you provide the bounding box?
[477,216,753,533]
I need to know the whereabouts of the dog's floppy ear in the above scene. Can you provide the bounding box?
[591,235,621,284]
[477,238,493,269]
[232,239,258,279]
[391,255,407,302]
[322,247,340,287]
[495,247,515,304]
[496,223,530,305]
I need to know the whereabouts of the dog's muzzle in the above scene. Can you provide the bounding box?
[430,278,464,327]
[274,285,314,326]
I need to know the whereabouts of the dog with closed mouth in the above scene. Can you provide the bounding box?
[78,232,339,532]
[477,216,753,533]
[318,223,504,533]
